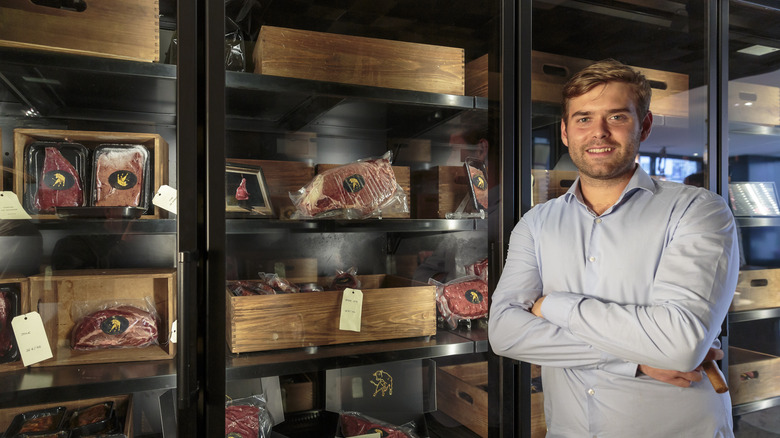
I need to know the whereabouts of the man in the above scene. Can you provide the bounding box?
[488,59,739,437]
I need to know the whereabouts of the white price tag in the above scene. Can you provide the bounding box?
[339,288,363,332]
[0,192,31,219]
[11,312,53,366]
[170,320,177,344]
[153,185,178,214]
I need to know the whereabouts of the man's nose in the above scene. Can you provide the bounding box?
[592,118,609,138]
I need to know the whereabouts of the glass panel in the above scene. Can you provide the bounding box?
[527,1,710,436]
[222,1,499,436]
[726,0,780,429]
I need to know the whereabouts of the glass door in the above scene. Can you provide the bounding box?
[0,0,189,436]
[725,0,780,434]
[210,0,507,436]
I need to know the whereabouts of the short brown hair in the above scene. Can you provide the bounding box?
[561,59,652,122]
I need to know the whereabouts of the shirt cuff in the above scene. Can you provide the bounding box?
[540,292,584,330]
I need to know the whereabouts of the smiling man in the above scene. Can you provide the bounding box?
[489,59,740,437]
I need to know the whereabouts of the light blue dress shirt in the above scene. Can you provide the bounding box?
[489,166,740,437]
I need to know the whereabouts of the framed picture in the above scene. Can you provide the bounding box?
[225,163,274,216]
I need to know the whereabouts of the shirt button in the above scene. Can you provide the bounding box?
[588,256,596,262]
[595,218,602,224]
[588,388,595,396]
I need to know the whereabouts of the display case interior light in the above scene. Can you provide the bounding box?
[729,182,780,217]
[736,45,780,56]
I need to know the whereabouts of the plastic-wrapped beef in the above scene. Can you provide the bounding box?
[33,146,85,212]
[465,258,488,283]
[92,145,149,208]
[225,394,272,438]
[0,287,20,363]
[291,152,405,218]
[338,411,420,438]
[431,276,489,329]
[71,305,159,350]
[329,267,361,291]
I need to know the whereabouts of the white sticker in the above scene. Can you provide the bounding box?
[153,185,178,214]
[0,192,31,220]
[170,320,177,344]
[11,312,53,366]
[339,288,363,332]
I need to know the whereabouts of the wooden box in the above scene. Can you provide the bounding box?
[0,0,159,62]
[412,166,470,219]
[731,268,780,312]
[316,163,411,218]
[281,373,315,413]
[0,276,29,373]
[254,26,465,96]
[226,159,315,219]
[13,128,169,219]
[729,346,780,406]
[729,82,780,126]
[531,169,578,206]
[27,269,176,367]
[436,361,546,438]
[226,274,436,353]
[466,54,490,98]
[531,51,690,118]
[0,394,133,437]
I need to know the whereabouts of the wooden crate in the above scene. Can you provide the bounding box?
[412,166,470,219]
[729,346,780,406]
[530,51,689,118]
[729,82,780,126]
[226,274,436,353]
[254,26,465,96]
[436,361,546,438]
[0,394,133,437]
[27,269,176,367]
[731,268,780,312]
[281,373,315,413]
[0,276,29,374]
[466,54,489,98]
[0,0,159,62]
[316,163,410,218]
[531,169,578,205]
[226,159,314,219]
[13,129,169,219]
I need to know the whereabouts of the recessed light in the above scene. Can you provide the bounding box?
[737,45,780,56]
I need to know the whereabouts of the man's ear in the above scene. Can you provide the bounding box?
[560,119,569,147]
[640,111,653,141]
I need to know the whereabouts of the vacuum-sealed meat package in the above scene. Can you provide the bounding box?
[338,411,420,438]
[430,275,489,329]
[465,258,488,283]
[70,303,160,350]
[26,142,87,213]
[92,144,150,209]
[225,394,272,438]
[329,266,361,291]
[290,151,407,219]
[0,286,20,363]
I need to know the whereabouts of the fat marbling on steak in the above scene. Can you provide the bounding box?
[34,147,84,213]
[71,305,159,350]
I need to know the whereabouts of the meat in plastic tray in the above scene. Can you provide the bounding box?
[24,141,89,214]
[0,285,21,364]
[4,406,67,436]
[91,144,151,211]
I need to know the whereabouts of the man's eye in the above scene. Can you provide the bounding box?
[576,117,590,123]
[610,114,627,121]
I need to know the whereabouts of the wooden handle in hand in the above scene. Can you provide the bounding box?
[702,360,728,394]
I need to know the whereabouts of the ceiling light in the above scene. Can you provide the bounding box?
[737,45,780,56]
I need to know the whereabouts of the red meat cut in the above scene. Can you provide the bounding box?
[225,404,261,437]
[339,412,417,438]
[294,155,398,217]
[71,305,159,350]
[93,146,147,207]
[235,177,250,200]
[437,278,489,328]
[34,147,84,213]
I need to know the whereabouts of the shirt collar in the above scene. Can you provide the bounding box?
[563,165,657,206]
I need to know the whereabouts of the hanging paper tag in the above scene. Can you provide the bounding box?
[339,288,363,332]
[0,192,31,220]
[12,312,53,366]
[153,185,178,214]
[170,320,178,344]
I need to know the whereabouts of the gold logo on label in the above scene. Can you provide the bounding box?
[116,172,130,187]
[53,172,66,188]
[370,370,393,397]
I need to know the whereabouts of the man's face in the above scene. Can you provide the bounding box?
[561,81,652,182]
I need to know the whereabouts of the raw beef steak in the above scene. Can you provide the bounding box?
[93,145,148,207]
[71,305,159,350]
[33,147,84,213]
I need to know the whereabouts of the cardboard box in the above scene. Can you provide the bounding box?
[731,268,780,312]
[412,166,471,219]
[226,159,315,220]
[0,394,133,437]
[254,26,465,96]
[729,82,780,126]
[226,275,436,353]
[13,129,169,219]
[316,163,411,218]
[27,269,176,367]
[729,346,780,406]
[0,0,159,62]
[436,361,546,438]
[530,51,689,118]
[0,276,29,374]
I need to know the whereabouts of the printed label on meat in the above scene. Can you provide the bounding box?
[369,428,390,437]
[42,170,76,191]
[472,173,487,191]
[100,315,130,335]
[108,171,138,191]
[465,289,484,304]
[343,174,366,193]
[226,433,245,438]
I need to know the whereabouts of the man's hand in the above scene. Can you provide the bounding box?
[637,348,724,388]
[531,296,545,318]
